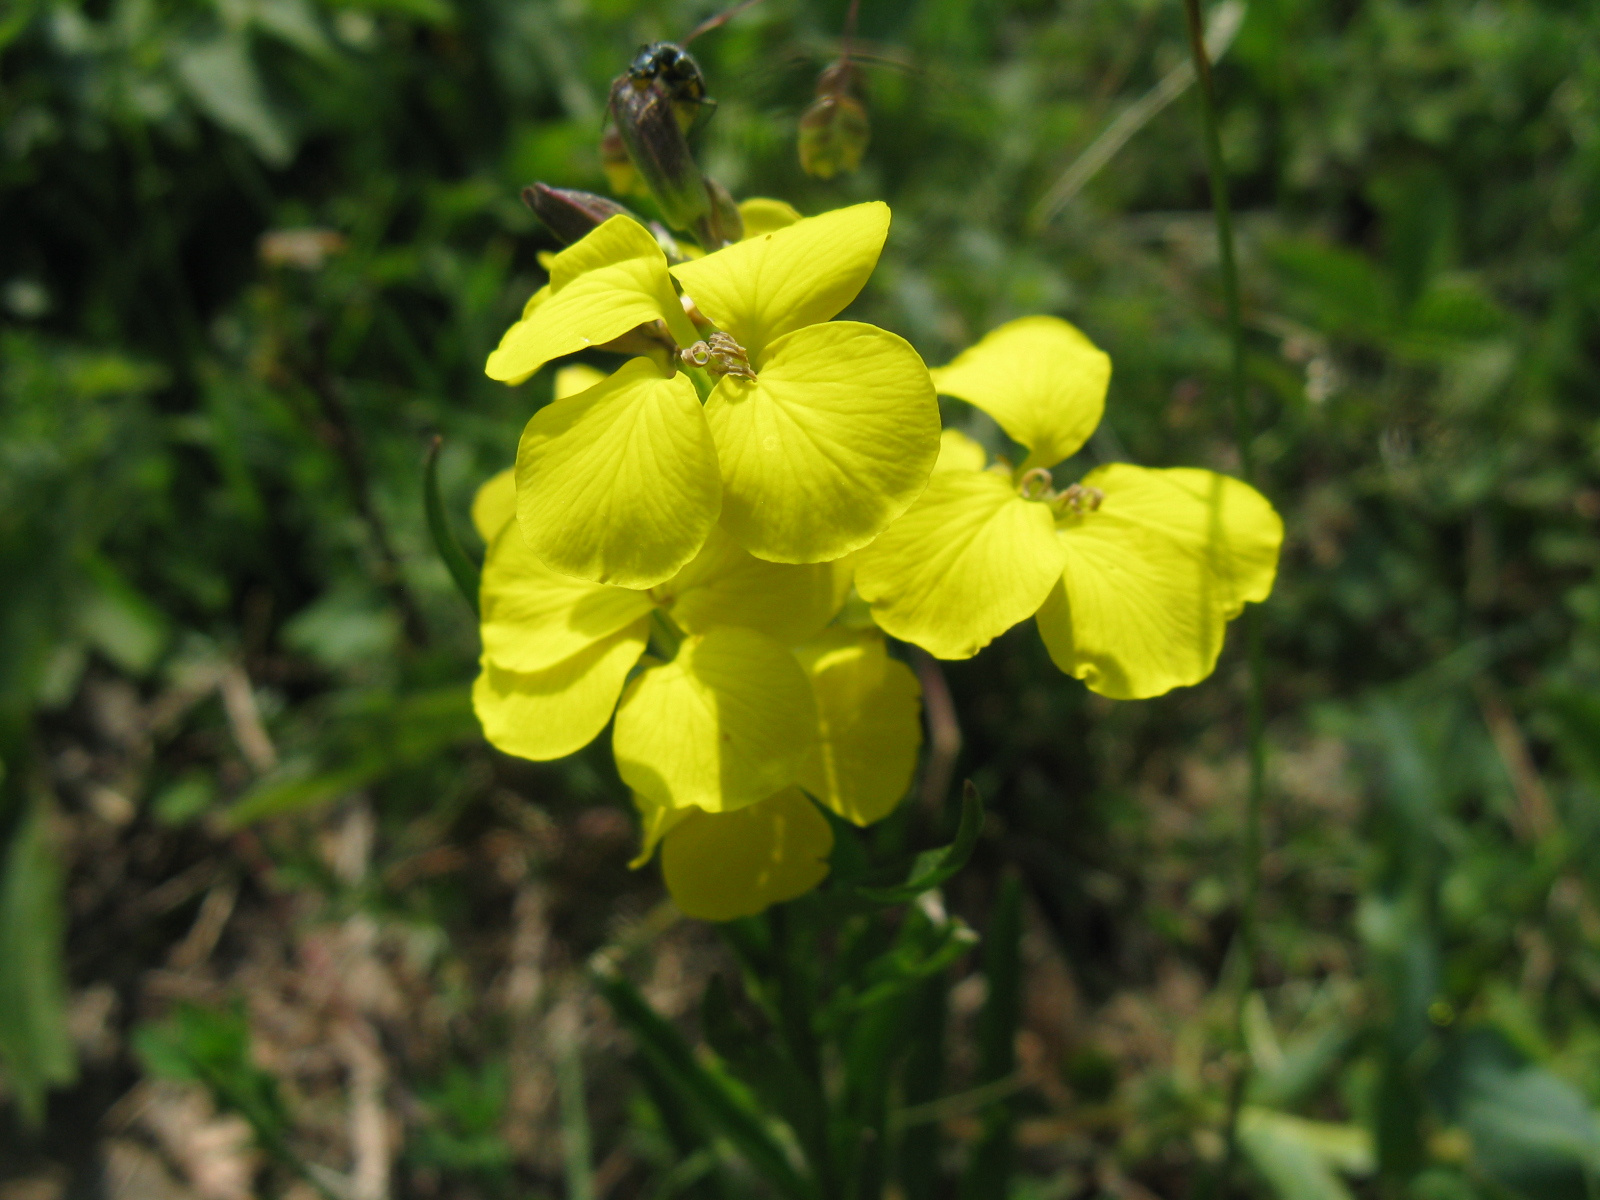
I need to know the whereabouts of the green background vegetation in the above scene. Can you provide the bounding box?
[2,0,1600,1193]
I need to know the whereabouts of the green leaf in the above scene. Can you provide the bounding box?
[702,975,830,1178]
[594,969,817,1200]
[0,792,76,1125]
[959,870,1023,1200]
[631,1051,732,1200]
[826,916,977,1019]
[1269,238,1397,339]
[76,551,171,676]
[170,34,296,165]
[424,436,480,617]
[896,976,950,1200]
[1238,1109,1372,1200]
[224,686,477,825]
[133,1003,291,1151]
[1429,1028,1600,1200]
[854,780,984,905]
[557,1038,596,1200]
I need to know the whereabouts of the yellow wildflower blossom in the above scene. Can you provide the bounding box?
[628,627,922,919]
[855,316,1283,700]
[639,788,835,921]
[469,365,603,542]
[485,204,940,587]
[473,499,844,774]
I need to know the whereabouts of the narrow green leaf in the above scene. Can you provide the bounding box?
[896,977,948,1200]
[1430,1027,1600,1199]
[225,757,385,826]
[170,34,296,165]
[959,870,1023,1200]
[855,780,984,905]
[1238,1109,1370,1200]
[0,790,75,1125]
[595,969,817,1200]
[134,1003,342,1200]
[557,1040,596,1200]
[633,1052,731,1200]
[424,436,480,616]
[703,975,831,1179]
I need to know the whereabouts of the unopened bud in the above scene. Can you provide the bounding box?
[701,177,745,249]
[523,183,639,245]
[799,63,869,179]
[601,125,643,198]
[609,73,710,233]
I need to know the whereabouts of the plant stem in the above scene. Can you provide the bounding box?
[1179,0,1267,1193]
[1181,0,1252,480]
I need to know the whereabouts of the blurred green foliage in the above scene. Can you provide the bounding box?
[3,0,1600,1192]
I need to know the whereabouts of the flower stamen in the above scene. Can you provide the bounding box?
[1016,468,1104,515]
[1054,483,1104,515]
[679,332,756,380]
[1017,467,1054,500]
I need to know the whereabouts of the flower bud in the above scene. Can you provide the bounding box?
[701,177,745,248]
[609,73,711,233]
[600,125,643,198]
[522,183,638,245]
[799,63,870,179]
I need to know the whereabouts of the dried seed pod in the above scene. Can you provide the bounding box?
[799,62,869,179]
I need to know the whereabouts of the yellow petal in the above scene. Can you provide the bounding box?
[651,525,850,645]
[612,628,817,813]
[628,790,692,868]
[660,788,833,920]
[705,321,939,564]
[520,284,549,321]
[855,468,1065,659]
[480,519,654,673]
[471,468,517,543]
[796,630,922,826]
[671,202,890,358]
[515,357,722,589]
[935,428,988,473]
[1038,464,1283,699]
[555,363,608,399]
[738,197,803,238]
[931,316,1111,470]
[473,622,648,761]
[486,216,696,383]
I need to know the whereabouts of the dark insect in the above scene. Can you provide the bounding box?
[622,42,714,137]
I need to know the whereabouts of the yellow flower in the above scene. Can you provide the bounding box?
[855,316,1283,700]
[473,480,846,777]
[628,628,923,920]
[471,459,923,918]
[485,203,940,588]
[638,788,835,921]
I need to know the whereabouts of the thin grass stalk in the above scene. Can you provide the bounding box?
[1178,0,1268,1192]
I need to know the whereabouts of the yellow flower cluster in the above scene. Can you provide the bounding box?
[473,199,1282,919]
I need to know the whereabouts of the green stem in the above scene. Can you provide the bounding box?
[1182,0,1252,481]
[1180,0,1267,1193]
